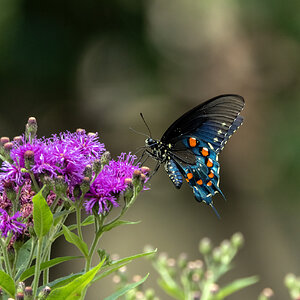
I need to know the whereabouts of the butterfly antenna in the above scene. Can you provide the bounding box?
[210,203,221,219]
[140,113,152,138]
[129,127,150,138]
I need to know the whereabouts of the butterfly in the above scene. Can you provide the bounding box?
[141,94,245,217]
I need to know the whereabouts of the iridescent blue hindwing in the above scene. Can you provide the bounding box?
[177,136,224,205]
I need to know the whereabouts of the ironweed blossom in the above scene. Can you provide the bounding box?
[85,153,142,214]
[0,208,26,238]
[0,117,148,243]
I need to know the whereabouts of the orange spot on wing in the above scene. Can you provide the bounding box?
[186,178,189,183]
[189,137,197,147]
[187,173,193,179]
[201,147,209,157]
[206,158,213,168]
[207,181,212,186]
[208,171,214,178]
[196,179,203,185]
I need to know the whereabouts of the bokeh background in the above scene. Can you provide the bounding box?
[1,0,299,299]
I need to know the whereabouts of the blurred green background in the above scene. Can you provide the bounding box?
[1,0,299,298]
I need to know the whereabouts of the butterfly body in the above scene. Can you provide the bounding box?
[144,94,245,215]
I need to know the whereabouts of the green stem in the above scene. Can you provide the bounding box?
[32,238,43,297]
[43,247,51,286]
[0,238,12,276]
[76,205,83,241]
[201,277,214,300]
[29,172,40,192]
[85,216,103,272]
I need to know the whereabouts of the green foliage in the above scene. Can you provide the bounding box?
[32,190,53,239]
[0,270,15,297]
[62,225,89,258]
[113,233,259,300]
[285,273,300,299]
[47,260,104,300]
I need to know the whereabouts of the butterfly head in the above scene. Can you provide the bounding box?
[145,138,158,149]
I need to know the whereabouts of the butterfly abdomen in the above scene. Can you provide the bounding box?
[164,159,183,189]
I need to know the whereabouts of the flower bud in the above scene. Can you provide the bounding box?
[25,117,37,141]
[13,136,23,144]
[88,132,96,137]
[38,286,51,299]
[285,273,296,289]
[4,181,16,201]
[101,151,111,167]
[24,150,35,170]
[24,286,33,297]
[145,288,155,299]
[220,239,231,255]
[140,173,147,183]
[4,142,13,152]
[210,283,219,294]
[80,177,91,195]
[54,175,67,196]
[112,274,121,284]
[258,288,274,300]
[212,247,222,263]
[93,159,101,175]
[199,237,212,255]
[83,164,92,179]
[42,176,54,192]
[76,128,85,134]
[16,292,24,300]
[0,137,10,146]
[124,178,133,188]
[141,166,150,174]
[73,184,81,198]
[231,232,244,249]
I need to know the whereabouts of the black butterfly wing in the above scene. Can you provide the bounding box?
[161,94,245,153]
[162,94,244,208]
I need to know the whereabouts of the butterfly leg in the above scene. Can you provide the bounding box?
[148,161,161,180]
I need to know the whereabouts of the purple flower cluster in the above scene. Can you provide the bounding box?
[0,124,147,240]
[3,131,106,187]
[85,153,141,214]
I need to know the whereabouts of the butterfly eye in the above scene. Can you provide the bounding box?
[145,138,156,147]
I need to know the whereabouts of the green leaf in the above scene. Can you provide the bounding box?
[47,273,83,289]
[104,273,149,300]
[62,225,88,257]
[32,189,53,238]
[53,217,94,240]
[20,256,82,281]
[81,215,94,226]
[92,262,130,283]
[213,276,259,300]
[158,278,185,300]
[15,238,35,280]
[0,270,15,297]
[47,260,104,300]
[102,220,140,232]
[109,249,156,267]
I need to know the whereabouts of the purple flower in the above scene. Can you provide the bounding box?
[0,130,106,191]
[0,209,26,238]
[85,153,140,214]
[0,161,24,186]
